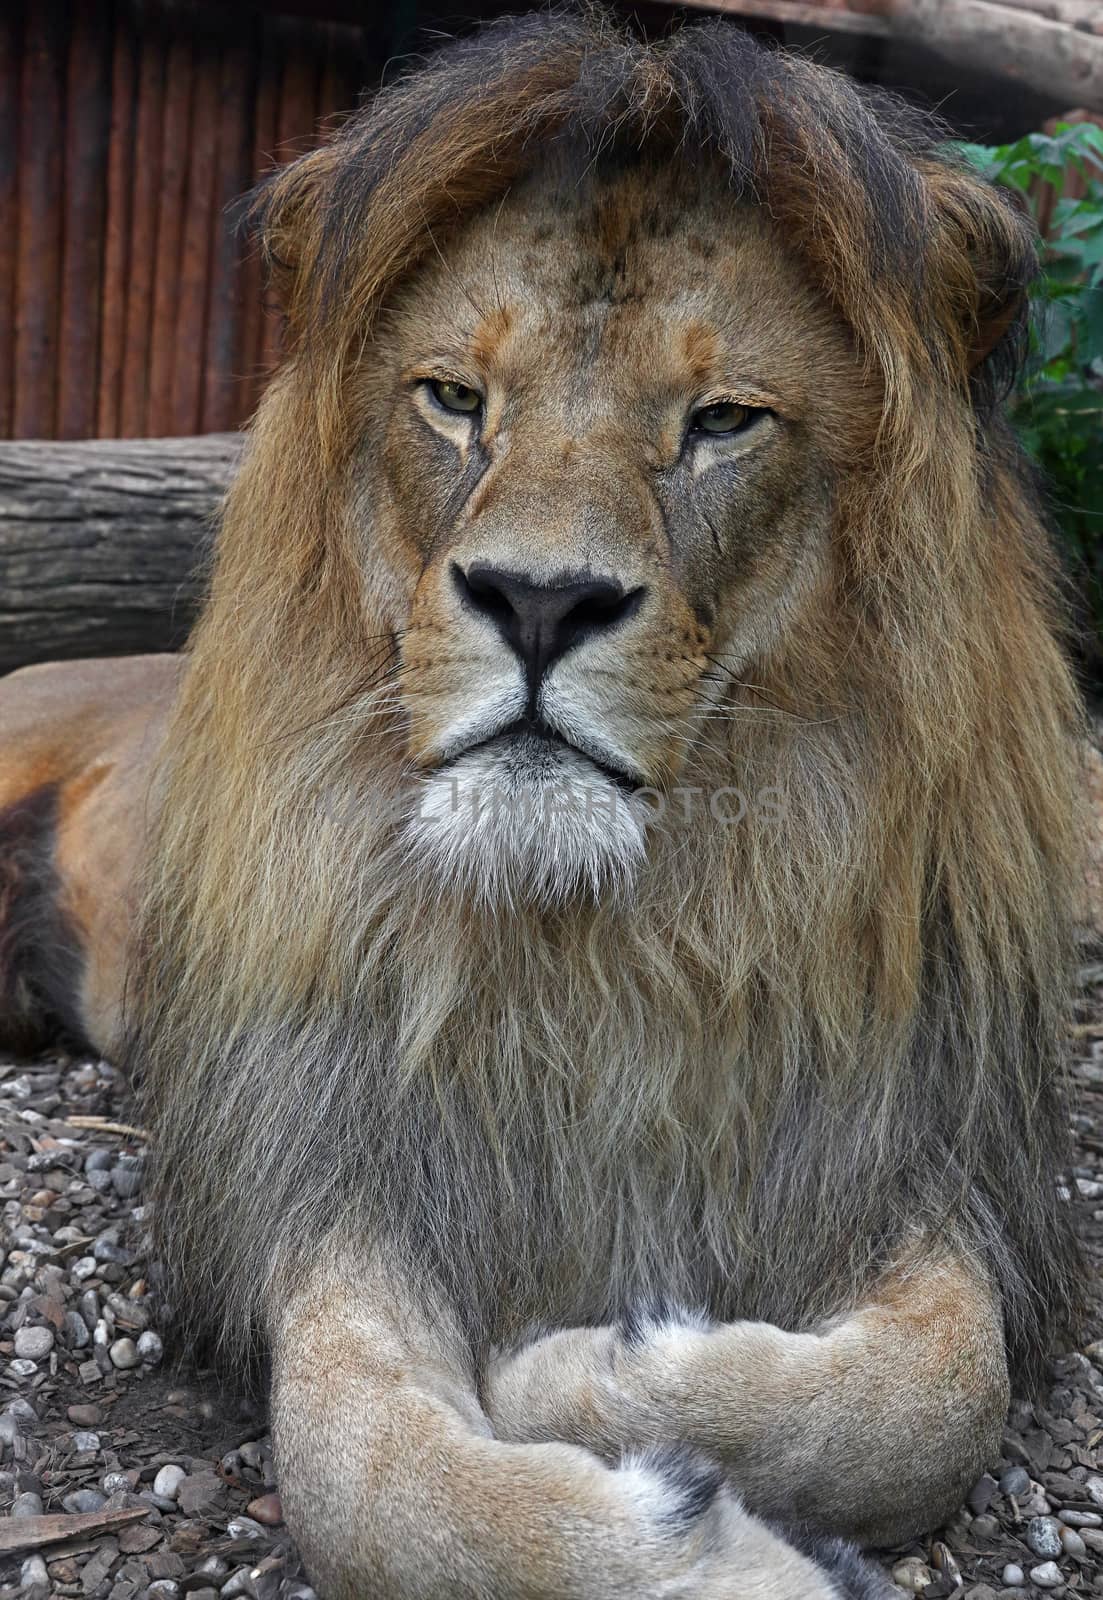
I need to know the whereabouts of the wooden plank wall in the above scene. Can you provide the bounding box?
[0,0,380,441]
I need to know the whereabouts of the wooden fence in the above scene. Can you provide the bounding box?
[0,0,385,442]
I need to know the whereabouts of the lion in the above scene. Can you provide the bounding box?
[0,11,1086,1597]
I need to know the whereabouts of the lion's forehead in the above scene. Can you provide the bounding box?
[388,161,844,419]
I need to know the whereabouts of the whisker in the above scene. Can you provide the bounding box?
[264,650,403,747]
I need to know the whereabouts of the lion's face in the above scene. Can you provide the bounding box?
[353,160,872,899]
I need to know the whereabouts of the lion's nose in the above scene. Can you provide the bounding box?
[452,562,644,686]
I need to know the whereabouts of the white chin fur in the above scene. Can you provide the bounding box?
[402,738,648,907]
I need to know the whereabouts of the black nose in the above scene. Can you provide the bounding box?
[452,563,644,686]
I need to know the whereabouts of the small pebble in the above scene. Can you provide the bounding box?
[153,1462,187,1500]
[19,1555,48,1592]
[226,1515,268,1541]
[1060,1526,1086,1557]
[1000,1467,1031,1500]
[92,1232,126,1262]
[111,1156,143,1197]
[1060,1509,1101,1527]
[245,1490,283,1525]
[67,1402,102,1426]
[11,1490,43,1517]
[1086,1476,1103,1510]
[1001,1565,1024,1587]
[891,1557,932,1593]
[141,1490,180,1512]
[968,1473,998,1515]
[63,1309,90,1348]
[1029,1561,1062,1589]
[70,1429,100,1451]
[1019,1482,1050,1516]
[1026,1516,1063,1559]
[61,1487,106,1513]
[137,1328,164,1363]
[109,1334,140,1368]
[971,1513,1000,1538]
[12,1324,53,1360]
[929,1542,960,1585]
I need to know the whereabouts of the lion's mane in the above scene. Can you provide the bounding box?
[130,12,1082,1384]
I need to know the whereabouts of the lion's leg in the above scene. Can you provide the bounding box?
[486,1246,1008,1548]
[270,1247,883,1600]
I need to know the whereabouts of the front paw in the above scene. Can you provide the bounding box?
[484,1325,619,1446]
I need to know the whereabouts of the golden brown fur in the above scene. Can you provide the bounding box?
[0,656,177,1053]
[0,11,1085,1596]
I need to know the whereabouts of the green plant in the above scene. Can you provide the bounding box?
[957,124,1103,670]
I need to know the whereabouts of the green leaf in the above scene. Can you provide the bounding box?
[953,128,1103,650]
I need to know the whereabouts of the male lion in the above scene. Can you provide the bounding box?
[0,13,1085,1598]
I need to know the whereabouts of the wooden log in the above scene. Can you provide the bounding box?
[57,3,112,441]
[0,1507,149,1555]
[931,0,1101,29]
[0,434,243,676]
[892,0,1103,110]
[836,0,1103,108]
[96,6,138,439]
[687,0,892,33]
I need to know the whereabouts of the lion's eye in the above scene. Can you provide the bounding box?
[428,379,482,415]
[692,401,755,436]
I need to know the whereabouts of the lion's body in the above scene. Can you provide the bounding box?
[0,12,1085,1598]
[0,655,177,1054]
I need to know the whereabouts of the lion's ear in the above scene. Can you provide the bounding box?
[924,163,1038,380]
[965,189,1035,373]
[251,144,340,333]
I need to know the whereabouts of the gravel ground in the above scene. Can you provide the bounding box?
[0,971,1101,1600]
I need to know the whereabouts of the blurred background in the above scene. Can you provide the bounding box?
[1,0,1101,674]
